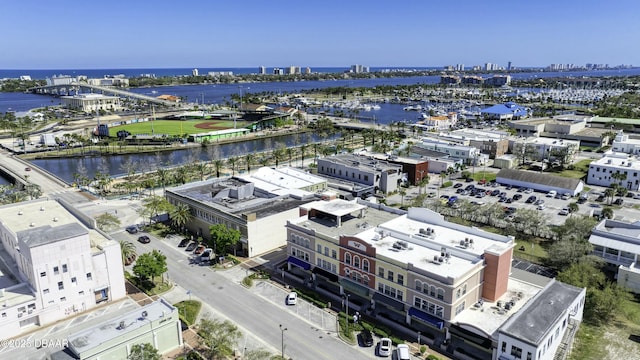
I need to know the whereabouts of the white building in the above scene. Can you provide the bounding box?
[61,94,123,113]
[415,138,481,165]
[510,137,579,163]
[587,151,640,190]
[496,280,585,360]
[588,219,640,293]
[0,199,126,340]
[316,154,404,194]
[612,131,640,155]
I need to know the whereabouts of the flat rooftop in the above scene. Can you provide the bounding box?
[0,199,111,252]
[167,178,314,219]
[238,167,325,194]
[0,247,35,308]
[499,280,584,346]
[453,268,547,338]
[319,154,403,172]
[68,299,176,354]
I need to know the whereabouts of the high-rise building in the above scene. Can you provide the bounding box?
[192,68,199,76]
[350,64,369,73]
[304,67,312,74]
[273,68,283,75]
[258,66,266,75]
[507,61,512,71]
[456,64,465,71]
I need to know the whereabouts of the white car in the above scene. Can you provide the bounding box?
[396,344,410,360]
[561,193,571,200]
[547,190,557,198]
[537,204,546,210]
[559,208,570,215]
[524,188,534,194]
[286,292,297,305]
[378,338,392,357]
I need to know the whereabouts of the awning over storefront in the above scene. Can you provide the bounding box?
[408,307,444,330]
[339,278,370,297]
[372,292,405,312]
[449,324,492,349]
[287,256,311,270]
[312,267,339,282]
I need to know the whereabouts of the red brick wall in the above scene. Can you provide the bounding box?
[482,249,512,301]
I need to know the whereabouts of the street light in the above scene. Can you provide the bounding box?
[418,331,421,345]
[279,324,287,359]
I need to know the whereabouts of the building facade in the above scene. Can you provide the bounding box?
[316,154,404,194]
[61,94,123,113]
[0,199,126,340]
[587,151,640,190]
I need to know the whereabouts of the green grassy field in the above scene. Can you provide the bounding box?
[108,119,247,136]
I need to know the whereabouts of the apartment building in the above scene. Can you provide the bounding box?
[415,138,481,165]
[0,199,126,340]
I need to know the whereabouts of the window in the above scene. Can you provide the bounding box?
[71,277,77,285]
[511,345,522,359]
[397,274,404,285]
[455,301,465,315]
[331,250,337,259]
[345,253,351,265]
[437,288,444,300]
[378,267,384,277]
[353,256,360,268]
[79,291,84,296]
[456,288,461,299]
[86,273,92,280]
[317,244,322,253]
[40,272,46,277]
[415,280,422,292]
[1,313,5,318]
[53,266,59,275]
[501,341,506,353]
[462,284,467,295]
[62,264,68,273]
[362,259,369,272]
[527,352,532,360]
[60,297,66,302]
[58,281,64,290]
[387,270,394,281]
[324,247,329,256]
[43,289,49,294]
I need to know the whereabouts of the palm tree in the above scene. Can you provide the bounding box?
[286,147,295,166]
[119,240,137,267]
[213,159,224,178]
[299,144,308,167]
[244,153,255,173]
[227,157,238,176]
[194,162,208,181]
[169,203,192,233]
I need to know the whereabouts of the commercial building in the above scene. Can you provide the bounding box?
[316,154,404,194]
[510,137,579,164]
[445,129,510,159]
[414,138,482,165]
[415,113,459,131]
[496,169,584,196]
[485,75,511,87]
[612,131,640,155]
[588,219,640,293]
[61,94,123,113]
[361,152,429,186]
[53,299,182,360]
[587,151,640,190]
[285,200,584,360]
[0,199,126,340]
[481,102,529,121]
[86,76,129,88]
[164,168,326,257]
[508,115,609,147]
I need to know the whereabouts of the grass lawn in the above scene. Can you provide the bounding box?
[108,119,251,136]
[472,171,496,182]
[513,239,548,260]
[174,300,202,326]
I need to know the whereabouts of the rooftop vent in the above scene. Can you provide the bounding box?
[29,222,35,227]
[17,211,23,215]
[141,311,148,318]
[40,207,45,211]
[53,217,58,222]
[117,321,126,330]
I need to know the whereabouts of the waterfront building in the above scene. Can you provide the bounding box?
[440,75,461,85]
[304,67,312,74]
[316,154,404,194]
[46,75,87,86]
[485,75,511,87]
[350,64,369,73]
[461,76,484,85]
[0,198,126,340]
[415,113,458,131]
[273,68,283,75]
[587,151,640,190]
[509,137,579,164]
[258,66,266,75]
[447,129,510,159]
[509,115,608,147]
[589,219,640,293]
[164,167,326,257]
[60,93,122,113]
[86,77,129,87]
[192,68,199,76]
[54,298,182,359]
[359,152,429,186]
[285,201,585,360]
[481,102,529,121]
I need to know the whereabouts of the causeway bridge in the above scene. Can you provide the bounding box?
[29,83,181,107]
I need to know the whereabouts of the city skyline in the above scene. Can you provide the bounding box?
[1,0,638,69]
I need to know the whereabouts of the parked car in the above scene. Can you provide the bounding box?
[137,235,150,244]
[534,199,545,206]
[185,242,197,252]
[378,338,392,357]
[561,193,571,200]
[634,193,640,200]
[201,248,213,262]
[513,194,523,201]
[614,198,624,206]
[194,244,206,255]
[547,190,557,198]
[524,188,534,194]
[286,291,297,305]
[395,344,410,360]
[490,189,500,196]
[537,204,546,210]
[454,183,463,188]
[596,194,605,202]
[526,196,537,204]
[126,225,139,234]
[360,329,374,347]
[178,238,190,247]
[559,208,570,216]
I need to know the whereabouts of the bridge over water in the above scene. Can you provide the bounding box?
[29,83,181,107]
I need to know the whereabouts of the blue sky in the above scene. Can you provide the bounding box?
[1,0,638,69]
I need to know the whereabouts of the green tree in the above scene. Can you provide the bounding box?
[132,250,168,283]
[209,224,241,256]
[244,349,273,360]
[198,318,242,360]
[139,195,172,224]
[128,343,160,360]
[568,202,579,214]
[601,207,614,219]
[96,212,121,232]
